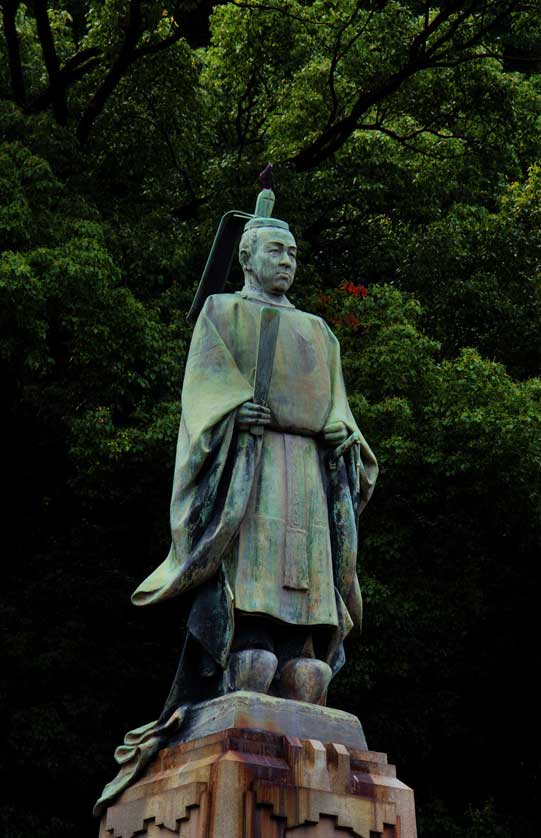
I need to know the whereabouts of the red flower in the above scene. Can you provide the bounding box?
[341,281,368,297]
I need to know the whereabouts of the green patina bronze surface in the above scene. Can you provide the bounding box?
[94,187,378,818]
[133,290,375,629]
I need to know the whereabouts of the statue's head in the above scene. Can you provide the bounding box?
[239,224,297,296]
[187,167,296,322]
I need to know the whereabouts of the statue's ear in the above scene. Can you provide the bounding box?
[239,246,251,272]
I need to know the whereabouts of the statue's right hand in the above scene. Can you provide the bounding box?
[237,401,271,430]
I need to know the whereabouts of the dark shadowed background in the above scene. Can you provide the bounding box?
[2,2,541,835]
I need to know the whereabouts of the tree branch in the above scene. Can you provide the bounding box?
[23,18,182,124]
[290,0,522,172]
[131,27,184,60]
[456,0,521,53]
[76,0,144,144]
[235,69,259,163]
[33,0,67,124]
[25,51,102,114]
[327,1,370,127]
[76,1,186,144]
[142,92,199,204]
[233,1,331,31]
[63,46,103,74]
[428,51,501,68]
[359,121,468,144]
[408,0,465,62]
[291,59,426,171]
[2,0,25,105]
[421,0,478,59]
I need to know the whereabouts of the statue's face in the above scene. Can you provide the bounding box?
[248,228,297,295]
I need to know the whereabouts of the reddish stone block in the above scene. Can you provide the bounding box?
[98,724,416,838]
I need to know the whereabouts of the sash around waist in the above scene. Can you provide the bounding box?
[265,423,319,439]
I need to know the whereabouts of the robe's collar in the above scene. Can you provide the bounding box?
[236,285,295,309]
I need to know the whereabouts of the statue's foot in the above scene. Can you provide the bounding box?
[226,649,278,693]
[277,657,332,704]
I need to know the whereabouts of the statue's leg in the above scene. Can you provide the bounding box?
[278,658,332,704]
[226,615,278,693]
[273,624,332,705]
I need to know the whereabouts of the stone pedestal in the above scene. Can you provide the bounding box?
[98,693,416,838]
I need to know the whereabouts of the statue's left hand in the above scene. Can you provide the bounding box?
[323,420,348,447]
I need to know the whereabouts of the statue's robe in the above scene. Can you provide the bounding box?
[93,289,377,817]
[133,290,377,621]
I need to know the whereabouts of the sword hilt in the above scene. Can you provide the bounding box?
[250,306,280,437]
[250,399,268,436]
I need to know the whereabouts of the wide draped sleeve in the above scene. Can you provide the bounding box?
[321,320,379,632]
[132,297,260,606]
[323,321,378,510]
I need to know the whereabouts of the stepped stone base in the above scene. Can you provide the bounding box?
[172,691,368,751]
[98,693,416,838]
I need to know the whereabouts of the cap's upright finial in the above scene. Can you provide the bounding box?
[245,162,288,234]
[255,163,275,219]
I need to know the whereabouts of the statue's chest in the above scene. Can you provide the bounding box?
[225,304,332,431]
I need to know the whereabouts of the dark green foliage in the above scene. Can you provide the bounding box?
[1,2,541,835]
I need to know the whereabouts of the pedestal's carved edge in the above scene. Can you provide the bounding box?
[101,780,208,838]
[99,726,417,838]
[251,777,398,834]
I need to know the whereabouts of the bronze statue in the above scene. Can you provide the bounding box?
[94,170,377,816]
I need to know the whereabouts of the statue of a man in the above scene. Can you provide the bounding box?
[94,183,378,817]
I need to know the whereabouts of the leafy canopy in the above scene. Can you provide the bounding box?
[1,2,541,837]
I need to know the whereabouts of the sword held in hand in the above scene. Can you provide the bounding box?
[251,306,281,436]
